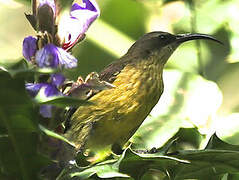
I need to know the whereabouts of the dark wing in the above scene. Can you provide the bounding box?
[64,56,130,133]
[99,56,130,83]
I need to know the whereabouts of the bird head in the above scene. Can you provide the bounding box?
[127,31,222,65]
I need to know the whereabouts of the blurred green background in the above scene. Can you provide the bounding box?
[1,0,239,150]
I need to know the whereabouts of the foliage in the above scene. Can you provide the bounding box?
[58,134,239,180]
[0,0,239,179]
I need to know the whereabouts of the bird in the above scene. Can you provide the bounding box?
[64,31,221,162]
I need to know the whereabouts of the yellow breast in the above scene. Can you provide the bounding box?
[67,57,164,153]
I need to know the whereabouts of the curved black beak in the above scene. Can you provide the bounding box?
[175,33,223,45]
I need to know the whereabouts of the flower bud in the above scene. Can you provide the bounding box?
[37,0,56,34]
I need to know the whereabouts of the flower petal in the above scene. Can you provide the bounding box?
[22,36,37,61]
[26,82,62,118]
[57,47,78,68]
[25,82,61,97]
[40,105,53,118]
[44,83,61,97]
[51,73,65,87]
[35,44,59,68]
[35,44,77,68]
[62,0,100,50]
[71,0,99,12]
[25,83,45,97]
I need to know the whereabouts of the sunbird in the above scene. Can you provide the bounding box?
[65,31,221,161]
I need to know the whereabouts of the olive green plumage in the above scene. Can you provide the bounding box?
[65,31,221,161]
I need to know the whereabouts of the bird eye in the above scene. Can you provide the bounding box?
[159,35,165,40]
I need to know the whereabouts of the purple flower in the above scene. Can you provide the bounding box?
[23,0,100,68]
[35,44,77,68]
[23,0,100,118]
[25,83,44,97]
[26,82,61,98]
[25,73,65,118]
[22,36,37,61]
[26,82,60,118]
[51,73,65,87]
[62,0,100,50]
[39,105,52,118]
[26,73,65,97]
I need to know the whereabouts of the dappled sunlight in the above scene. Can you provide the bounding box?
[134,70,223,148]
[215,113,239,144]
[0,0,22,8]
[146,1,186,32]
[0,2,34,61]
[1,0,239,179]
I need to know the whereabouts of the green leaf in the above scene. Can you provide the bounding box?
[39,124,74,146]
[205,133,239,151]
[228,173,239,180]
[72,164,129,179]
[58,134,239,179]
[0,134,50,180]
[61,148,133,179]
[58,147,189,180]
[170,149,239,179]
[165,134,239,179]
[36,94,91,107]
[152,128,205,154]
[0,71,50,179]
[8,67,57,78]
[118,147,189,179]
[0,71,37,131]
[1,59,60,79]
[0,58,28,71]
[57,159,129,180]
